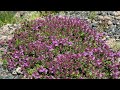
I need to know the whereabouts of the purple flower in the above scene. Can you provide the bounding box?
[46,45,54,51]
[68,42,73,46]
[32,72,40,79]
[23,62,29,67]
[77,53,82,58]
[3,15,120,79]
[37,56,44,61]
[89,51,93,56]
[38,67,48,74]
[83,52,88,56]
[52,41,59,46]
[96,59,102,65]
[90,56,95,60]
[14,55,19,59]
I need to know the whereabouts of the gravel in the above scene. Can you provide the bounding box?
[0,23,21,79]
[57,11,120,40]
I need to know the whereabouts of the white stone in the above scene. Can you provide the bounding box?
[117,22,120,25]
[107,20,112,25]
[12,70,17,75]
[117,11,120,16]
[16,67,22,74]
[92,20,97,23]
[113,11,118,16]
[9,30,15,34]
[98,16,104,20]
[99,20,102,24]
[104,16,111,20]
[7,35,14,40]
[118,58,120,63]
[106,26,109,29]
[0,36,7,41]
[105,38,116,48]
[115,16,120,20]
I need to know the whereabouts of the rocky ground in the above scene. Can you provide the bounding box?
[58,11,120,40]
[0,11,120,79]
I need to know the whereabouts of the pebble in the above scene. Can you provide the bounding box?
[12,70,17,75]
[113,11,119,16]
[118,58,120,63]
[7,35,14,40]
[104,16,111,20]
[115,16,120,20]
[108,20,112,25]
[98,16,104,20]
[0,36,7,41]
[117,11,120,16]
[16,67,23,74]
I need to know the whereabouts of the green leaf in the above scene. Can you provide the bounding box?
[27,68,36,75]
[3,59,7,65]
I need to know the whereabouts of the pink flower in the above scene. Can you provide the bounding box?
[96,59,102,65]
[68,42,73,46]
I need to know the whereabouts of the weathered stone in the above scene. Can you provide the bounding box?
[118,58,120,63]
[7,35,14,40]
[107,20,112,25]
[16,67,23,74]
[113,11,119,16]
[115,16,120,20]
[0,36,7,41]
[98,16,104,20]
[105,38,116,48]
[104,16,111,20]
[117,11,120,16]
[12,70,17,75]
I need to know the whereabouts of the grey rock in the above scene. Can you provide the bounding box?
[14,75,20,79]
[4,75,14,79]
[0,76,4,79]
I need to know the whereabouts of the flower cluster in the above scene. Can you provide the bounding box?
[2,15,120,79]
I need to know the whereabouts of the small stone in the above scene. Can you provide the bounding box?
[113,11,119,16]
[115,16,120,20]
[118,58,120,63]
[106,26,109,29]
[87,19,91,22]
[16,67,22,74]
[106,36,110,40]
[98,16,104,20]
[104,16,111,20]
[92,20,97,23]
[105,38,116,47]
[116,22,120,25]
[112,20,117,25]
[5,75,14,79]
[7,35,14,40]
[114,35,120,41]
[14,75,20,79]
[117,11,120,16]
[91,23,97,27]
[9,30,15,34]
[0,47,5,51]
[108,20,112,25]
[102,37,106,41]
[0,76,4,79]
[0,36,7,41]
[99,20,102,24]
[12,70,17,75]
